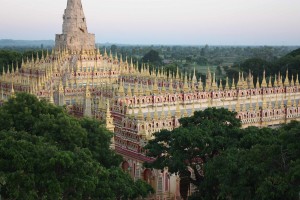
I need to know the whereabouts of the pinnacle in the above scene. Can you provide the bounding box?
[55,0,95,51]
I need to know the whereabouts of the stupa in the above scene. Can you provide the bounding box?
[55,0,95,51]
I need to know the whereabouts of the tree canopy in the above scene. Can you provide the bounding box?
[0,50,44,74]
[226,48,300,84]
[0,93,153,200]
[144,107,300,200]
[141,50,162,66]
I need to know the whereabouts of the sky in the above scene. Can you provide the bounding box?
[0,0,300,45]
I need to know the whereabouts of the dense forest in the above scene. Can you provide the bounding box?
[0,93,153,200]
[145,108,300,200]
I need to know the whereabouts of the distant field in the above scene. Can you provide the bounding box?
[195,65,217,74]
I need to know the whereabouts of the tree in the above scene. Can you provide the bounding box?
[197,125,299,200]
[0,93,153,199]
[144,108,241,199]
[141,50,162,66]
[111,45,118,54]
[144,108,300,199]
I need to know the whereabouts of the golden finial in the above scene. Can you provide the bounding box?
[153,106,159,120]
[183,104,188,117]
[127,84,132,96]
[146,107,152,121]
[295,74,299,86]
[167,105,172,118]
[175,101,181,118]
[284,69,289,87]
[225,77,230,90]
[261,70,267,88]
[160,106,166,120]
[137,102,144,121]
[236,97,241,112]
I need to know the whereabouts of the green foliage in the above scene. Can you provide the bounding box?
[0,93,153,199]
[163,63,178,77]
[285,48,300,57]
[144,108,300,200]
[0,49,44,74]
[142,50,162,66]
[226,48,300,84]
[195,56,208,65]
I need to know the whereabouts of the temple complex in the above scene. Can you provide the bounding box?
[1,0,300,199]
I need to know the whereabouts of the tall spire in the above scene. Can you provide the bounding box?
[55,0,95,51]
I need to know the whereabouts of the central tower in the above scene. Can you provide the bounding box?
[55,0,95,51]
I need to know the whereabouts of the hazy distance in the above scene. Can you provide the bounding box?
[0,0,299,45]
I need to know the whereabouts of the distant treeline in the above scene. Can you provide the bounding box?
[0,39,54,47]
[225,48,300,85]
[0,49,48,73]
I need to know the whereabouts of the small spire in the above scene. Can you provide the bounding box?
[236,71,241,89]
[268,76,272,87]
[183,104,188,117]
[49,82,54,104]
[211,73,218,91]
[127,84,132,96]
[175,66,179,80]
[296,74,299,86]
[228,100,232,112]
[261,70,267,88]
[256,97,260,111]
[160,106,166,120]
[198,77,203,91]
[161,82,166,94]
[293,94,296,107]
[169,79,174,93]
[232,77,236,90]
[225,77,230,90]
[274,74,278,87]
[287,93,292,107]
[145,82,151,96]
[291,74,295,87]
[118,81,125,96]
[183,73,189,93]
[10,82,15,98]
[262,96,268,109]
[133,82,139,96]
[146,107,152,121]
[175,101,181,118]
[235,97,241,112]
[275,94,279,109]
[85,80,91,99]
[59,80,64,92]
[153,78,159,94]
[191,101,195,115]
[167,105,172,118]
[1,88,4,101]
[249,96,253,111]
[268,95,273,109]
[242,98,247,112]
[192,67,197,82]
[280,95,285,109]
[284,69,289,87]
[153,106,159,120]
[137,103,144,121]
[257,76,261,89]
[219,78,223,90]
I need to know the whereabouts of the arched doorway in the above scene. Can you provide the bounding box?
[121,161,130,172]
[143,169,152,184]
